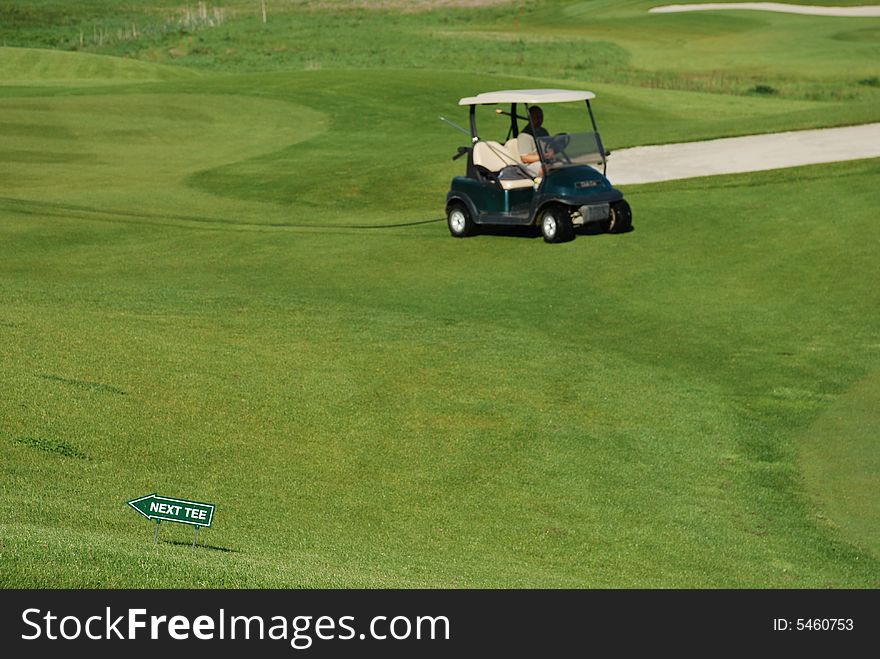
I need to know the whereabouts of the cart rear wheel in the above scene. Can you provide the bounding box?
[447,203,474,238]
[540,205,575,243]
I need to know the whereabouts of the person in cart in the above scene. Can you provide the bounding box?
[518,105,550,175]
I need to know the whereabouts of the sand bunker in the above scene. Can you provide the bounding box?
[608,123,880,185]
[650,3,880,17]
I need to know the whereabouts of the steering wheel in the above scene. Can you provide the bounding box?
[543,133,571,164]
[550,133,570,151]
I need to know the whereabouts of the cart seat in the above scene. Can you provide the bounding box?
[473,141,537,189]
[499,178,537,190]
[504,138,521,161]
[472,140,518,171]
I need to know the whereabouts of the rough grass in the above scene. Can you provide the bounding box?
[0,45,198,83]
[1,1,878,100]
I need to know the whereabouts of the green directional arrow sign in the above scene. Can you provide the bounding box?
[127,493,215,528]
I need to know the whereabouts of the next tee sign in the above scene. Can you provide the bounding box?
[127,493,215,528]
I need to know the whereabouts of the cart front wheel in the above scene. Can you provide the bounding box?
[607,200,632,234]
[540,205,575,243]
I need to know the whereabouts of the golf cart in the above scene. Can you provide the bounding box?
[443,89,631,243]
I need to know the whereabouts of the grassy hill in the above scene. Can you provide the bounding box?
[1,0,878,587]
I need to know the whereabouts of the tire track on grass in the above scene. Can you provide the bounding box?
[0,196,443,232]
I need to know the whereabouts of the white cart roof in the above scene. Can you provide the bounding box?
[458,89,595,105]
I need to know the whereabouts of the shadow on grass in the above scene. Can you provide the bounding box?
[580,224,636,236]
[12,435,89,460]
[475,224,541,239]
[40,373,126,395]
[164,539,239,553]
[471,223,635,239]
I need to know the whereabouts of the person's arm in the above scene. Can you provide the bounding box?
[522,148,555,165]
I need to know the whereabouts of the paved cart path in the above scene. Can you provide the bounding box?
[650,3,880,17]
[607,123,880,185]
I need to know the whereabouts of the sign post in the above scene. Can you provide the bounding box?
[127,493,216,548]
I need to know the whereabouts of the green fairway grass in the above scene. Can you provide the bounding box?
[1,1,878,587]
[800,367,880,560]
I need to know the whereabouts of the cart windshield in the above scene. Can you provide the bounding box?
[536,131,606,172]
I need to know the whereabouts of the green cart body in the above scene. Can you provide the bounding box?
[445,89,632,242]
